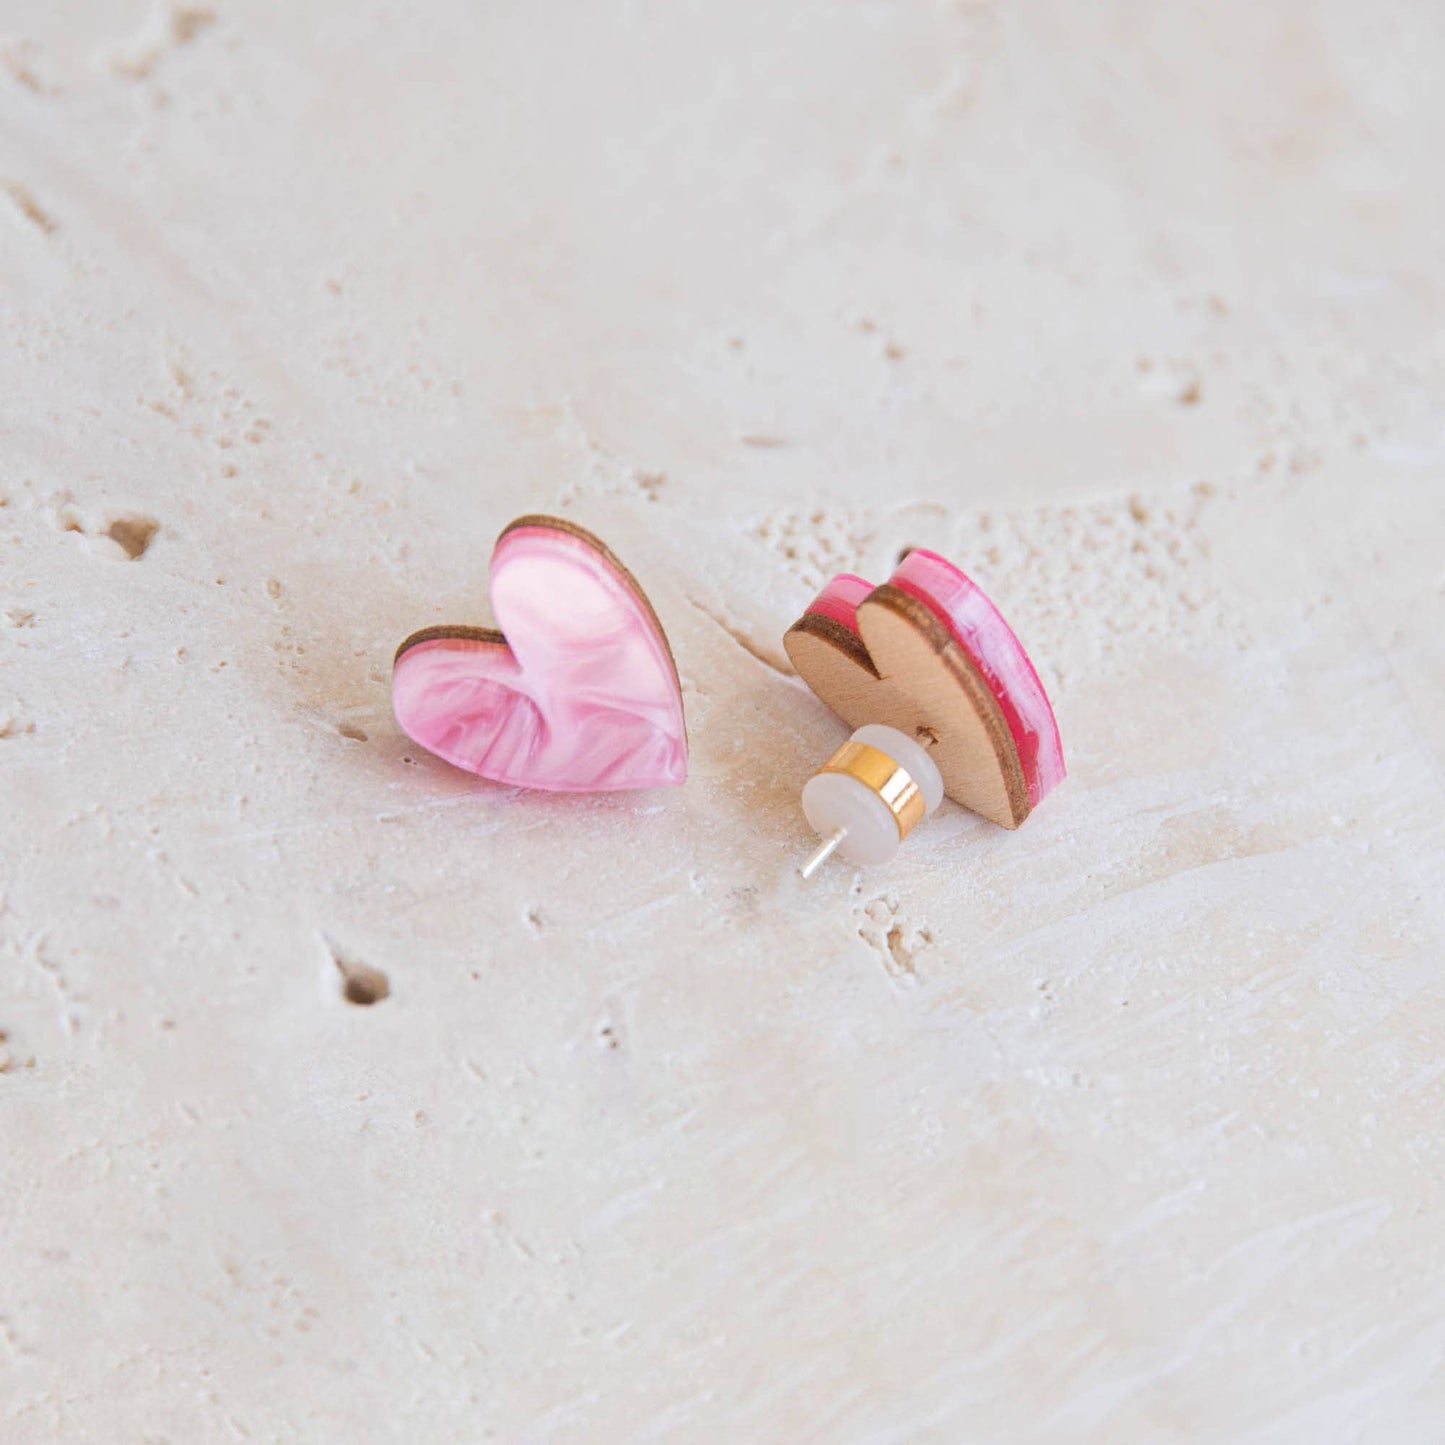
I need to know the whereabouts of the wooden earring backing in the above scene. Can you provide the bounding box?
[785,548,1065,876]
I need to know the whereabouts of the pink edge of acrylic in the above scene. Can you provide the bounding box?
[888,550,1065,806]
[391,525,687,793]
[804,574,874,631]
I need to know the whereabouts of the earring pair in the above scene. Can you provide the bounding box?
[391,515,1064,877]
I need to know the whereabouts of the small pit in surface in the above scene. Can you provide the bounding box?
[104,515,160,559]
[325,938,390,1007]
[341,968,389,1006]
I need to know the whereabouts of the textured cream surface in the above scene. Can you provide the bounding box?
[3,3,1445,1441]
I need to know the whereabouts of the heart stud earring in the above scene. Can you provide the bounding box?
[784,548,1064,876]
[393,516,687,791]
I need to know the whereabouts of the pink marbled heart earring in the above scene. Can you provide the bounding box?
[392,515,688,792]
[784,547,1065,877]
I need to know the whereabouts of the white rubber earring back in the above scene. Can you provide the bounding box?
[800,724,945,877]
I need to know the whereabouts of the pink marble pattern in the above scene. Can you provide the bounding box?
[393,522,687,791]
[805,550,1065,807]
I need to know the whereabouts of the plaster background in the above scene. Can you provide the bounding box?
[2,2,1444,1440]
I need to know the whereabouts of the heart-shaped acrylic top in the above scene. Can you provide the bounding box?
[785,550,1064,828]
[393,517,687,791]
